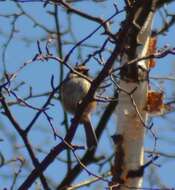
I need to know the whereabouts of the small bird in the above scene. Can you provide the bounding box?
[60,65,98,149]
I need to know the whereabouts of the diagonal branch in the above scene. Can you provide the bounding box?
[0,92,50,190]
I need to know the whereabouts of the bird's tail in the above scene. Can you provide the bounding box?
[83,118,98,149]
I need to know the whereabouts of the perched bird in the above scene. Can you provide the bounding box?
[60,65,98,149]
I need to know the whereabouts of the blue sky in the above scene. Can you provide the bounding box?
[0,1,175,189]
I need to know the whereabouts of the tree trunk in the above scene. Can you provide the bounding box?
[112,1,158,189]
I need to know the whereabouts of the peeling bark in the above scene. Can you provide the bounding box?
[112,1,158,189]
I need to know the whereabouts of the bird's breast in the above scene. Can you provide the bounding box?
[61,77,91,114]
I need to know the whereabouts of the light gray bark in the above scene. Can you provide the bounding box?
[114,5,156,190]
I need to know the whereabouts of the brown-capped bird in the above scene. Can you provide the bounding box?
[60,65,97,149]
